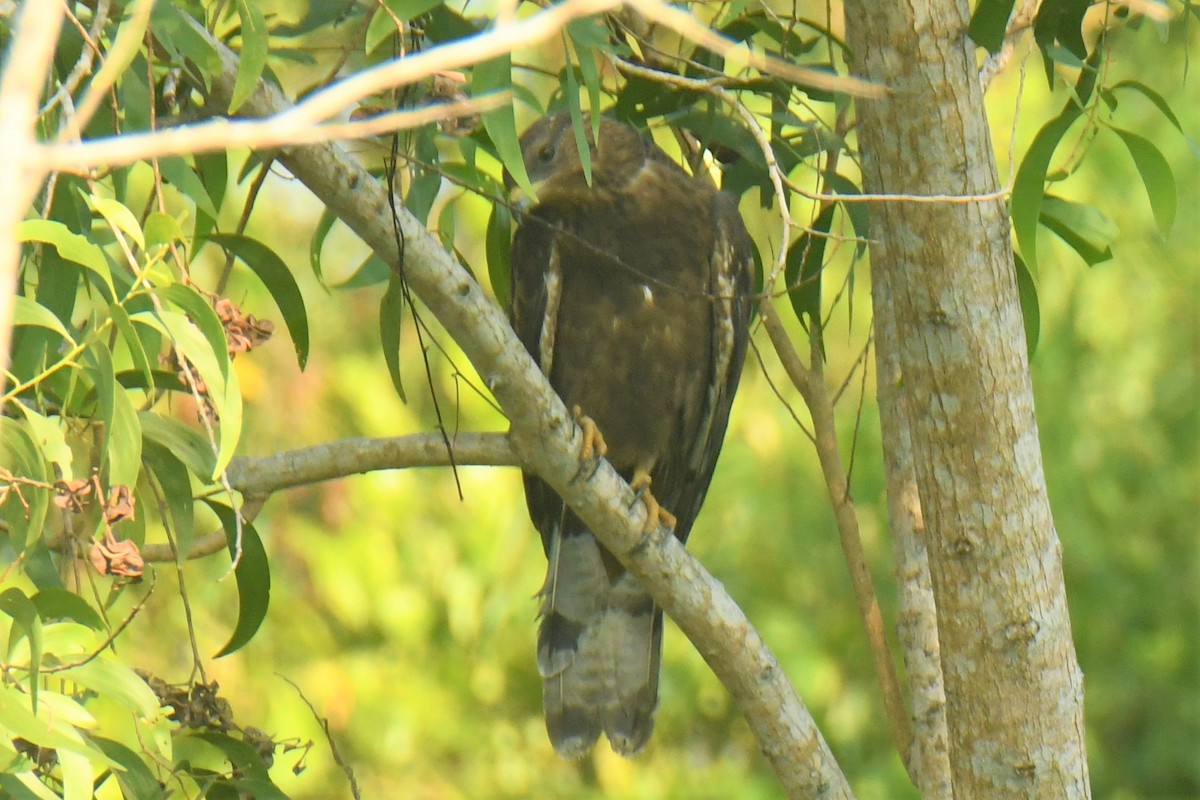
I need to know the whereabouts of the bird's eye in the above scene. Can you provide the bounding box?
[537,145,555,163]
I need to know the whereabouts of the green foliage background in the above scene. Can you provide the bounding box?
[1,2,1197,798]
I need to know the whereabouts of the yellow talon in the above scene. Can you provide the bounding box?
[630,467,676,533]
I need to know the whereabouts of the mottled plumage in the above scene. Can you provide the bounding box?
[507,114,754,758]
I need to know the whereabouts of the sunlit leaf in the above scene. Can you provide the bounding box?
[88,195,145,251]
[1111,127,1177,235]
[379,271,407,402]
[14,407,72,479]
[84,345,142,488]
[109,303,156,390]
[0,419,51,550]
[0,588,42,710]
[18,219,115,300]
[139,413,217,481]
[206,503,271,658]
[563,65,593,186]
[12,295,72,341]
[30,590,104,631]
[131,311,241,476]
[158,157,220,221]
[231,0,269,113]
[0,684,113,765]
[208,233,311,368]
[155,283,232,381]
[59,749,93,800]
[57,658,162,720]
[473,54,531,196]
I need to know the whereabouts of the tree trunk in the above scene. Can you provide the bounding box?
[841,2,1091,797]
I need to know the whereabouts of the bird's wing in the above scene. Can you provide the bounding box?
[668,190,756,542]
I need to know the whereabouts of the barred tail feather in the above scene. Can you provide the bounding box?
[538,525,663,759]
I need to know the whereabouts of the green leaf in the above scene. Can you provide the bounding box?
[139,413,217,480]
[1111,127,1177,235]
[0,684,112,765]
[379,271,407,402]
[84,345,142,488]
[0,419,51,550]
[785,205,836,329]
[206,503,271,658]
[485,203,512,308]
[969,0,1017,53]
[158,158,220,222]
[89,737,165,800]
[0,773,62,800]
[151,2,221,78]
[131,311,241,477]
[827,173,869,257]
[207,233,310,368]
[568,19,605,129]
[12,295,72,341]
[143,442,196,564]
[473,54,531,196]
[1039,197,1116,266]
[1109,80,1185,134]
[562,64,593,186]
[110,303,156,391]
[30,590,104,631]
[1013,252,1040,357]
[1012,112,1077,276]
[18,219,115,300]
[59,747,93,800]
[308,207,338,288]
[365,0,444,53]
[155,283,232,381]
[231,0,269,113]
[0,588,42,711]
[14,407,73,479]
[57,658,162,719]
[88,195,145,251]
[334,254,390,290]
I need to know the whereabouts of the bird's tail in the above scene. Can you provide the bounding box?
[537,519,663,759]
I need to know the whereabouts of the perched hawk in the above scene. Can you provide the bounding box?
[506,113,754,758]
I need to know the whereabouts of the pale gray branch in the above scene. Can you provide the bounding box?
[224,432,516,497]
[189,13,851,798]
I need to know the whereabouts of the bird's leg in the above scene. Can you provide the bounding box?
[629,467,677,534]
[570,405,607,483]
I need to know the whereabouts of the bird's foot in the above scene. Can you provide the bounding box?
[570,405,607,483]
[629,468,677,534]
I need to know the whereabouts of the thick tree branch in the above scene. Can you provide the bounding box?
[188,14,850,798]
[223,432,516,498]
[0,0,66,387]
[843,1,1090,795]
[872,268,953,797]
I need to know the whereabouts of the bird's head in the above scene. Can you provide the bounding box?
[505,113,650,208]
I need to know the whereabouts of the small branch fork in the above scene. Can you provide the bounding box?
[761,303,917,783]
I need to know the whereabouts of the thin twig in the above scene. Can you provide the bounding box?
[279,675,361,800]
[760,302,916,781]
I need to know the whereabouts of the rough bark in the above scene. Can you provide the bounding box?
[841,2,1091,797]
[874,264,953,798]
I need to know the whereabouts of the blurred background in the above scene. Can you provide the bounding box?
[113,6,1198,799]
